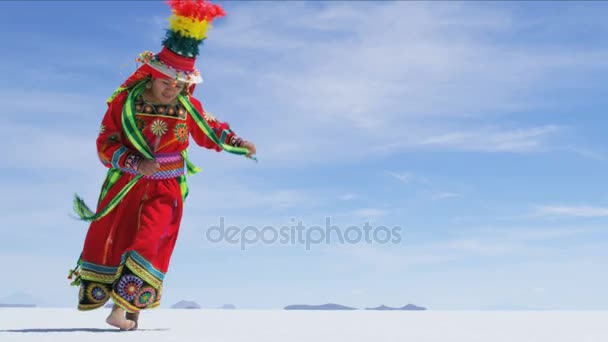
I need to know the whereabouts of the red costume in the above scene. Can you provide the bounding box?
[70,0,253,313]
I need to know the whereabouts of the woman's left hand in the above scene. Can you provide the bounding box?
[242,141,256,158]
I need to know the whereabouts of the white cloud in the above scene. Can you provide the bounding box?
[389,172,413,184]
[0,91,102,118]
[185,179,321,212]
[416,126,560,152]
[351,208,387,219]
[561,147,607,162]
[533,205,608,218]
[321,224,602,274]
[338,193,358,201]
[0,119,98,174]
[195,2,608,165]
[374,125,561,154]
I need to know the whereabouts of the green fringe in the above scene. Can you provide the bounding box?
[162,30,203,58]
[178,94,252,157]
[181,150,201,176]
[73,195,95,220]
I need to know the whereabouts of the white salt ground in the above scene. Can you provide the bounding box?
[1,308,607,342]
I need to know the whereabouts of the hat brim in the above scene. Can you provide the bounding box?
[145,60,203,84]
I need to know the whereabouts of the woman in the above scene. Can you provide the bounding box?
[68,0,256,330]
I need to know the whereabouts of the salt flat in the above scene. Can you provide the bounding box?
[1,308,607,342]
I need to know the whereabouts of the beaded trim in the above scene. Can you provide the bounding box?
[135,95,187,119]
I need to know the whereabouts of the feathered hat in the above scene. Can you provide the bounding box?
[121,0,225,89]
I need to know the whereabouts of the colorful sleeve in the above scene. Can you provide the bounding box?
[96,93,144,170]
[187,97,244,152]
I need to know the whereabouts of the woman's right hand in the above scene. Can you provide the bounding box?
[138,159,161,176]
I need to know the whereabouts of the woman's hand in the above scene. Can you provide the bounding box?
[242,141,257,158]
[138,159,161,176]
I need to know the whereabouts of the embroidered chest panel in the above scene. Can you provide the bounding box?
[133,96,190,152]
[134,96,187,120]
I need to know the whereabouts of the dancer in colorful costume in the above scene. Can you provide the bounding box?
[67,0,256,330]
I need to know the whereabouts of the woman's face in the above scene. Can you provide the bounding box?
[149,78,186,104]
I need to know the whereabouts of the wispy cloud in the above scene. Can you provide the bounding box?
[351,208,387,219]
[562,146,607,162]
[338,193,358,201]
[324,224,601,273]
[415,126,560,153]
[0,120,96,174]
[532,205,608,218]
[0,91,101,118]
[201,2,608,164]
[389,172,413,184]
[376,125,561,154]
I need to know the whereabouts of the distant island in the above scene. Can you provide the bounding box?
[365,304,426,311]
[0,292,40,308]
[220,304,236,310]
[171,300,201,309]
[284,303,357,310]
[0,304,36,308]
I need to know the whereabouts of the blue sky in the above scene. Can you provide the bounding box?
[1,1,608,310]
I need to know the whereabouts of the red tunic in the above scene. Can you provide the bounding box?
[77,91,236,312]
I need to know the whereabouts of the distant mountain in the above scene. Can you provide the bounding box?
[0,292,40,307]
[0,304,36,308]
[284,303,357,310]
[219,304,236,310]
[171,300,201,309]
[365,304,426,311]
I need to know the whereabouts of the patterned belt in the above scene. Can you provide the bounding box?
[121,153,185,179]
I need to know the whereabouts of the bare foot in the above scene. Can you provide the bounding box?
[125,311,140,330]
[106,304,136,331]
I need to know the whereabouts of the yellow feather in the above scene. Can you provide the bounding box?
[169,15,210,41]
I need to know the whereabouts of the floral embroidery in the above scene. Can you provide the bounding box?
[86,283,109,304]
[175,123,188,143]
[134,287,157,308]
[151,119,168,136]
[116,274,143,301]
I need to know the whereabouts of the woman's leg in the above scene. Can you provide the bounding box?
[106,304,136,330]
[125,311,140,330]
[78,176,142,311]
[110,180,182,313]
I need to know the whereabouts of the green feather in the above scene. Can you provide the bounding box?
[162,30,204,58]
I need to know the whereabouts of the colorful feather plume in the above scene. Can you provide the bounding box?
[162,0,226,57]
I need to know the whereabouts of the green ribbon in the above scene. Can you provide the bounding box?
[73,81,254,222]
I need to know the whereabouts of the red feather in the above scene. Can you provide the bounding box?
[167,0,226,22]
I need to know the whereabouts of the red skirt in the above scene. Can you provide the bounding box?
[77,172,183,313]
